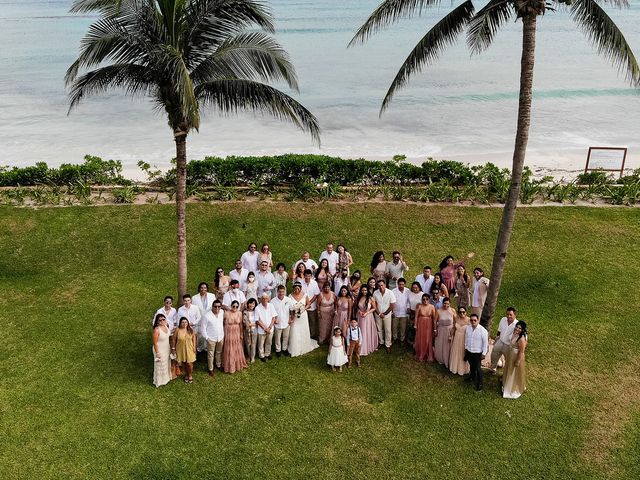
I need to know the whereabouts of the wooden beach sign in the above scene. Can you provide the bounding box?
[585,147,627,178]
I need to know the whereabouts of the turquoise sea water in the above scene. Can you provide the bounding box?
[0,0,639,173]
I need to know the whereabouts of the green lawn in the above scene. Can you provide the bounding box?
[1,203,639,479]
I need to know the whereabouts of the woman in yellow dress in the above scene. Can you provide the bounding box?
[502,321,528,399]
[172,317,197,384]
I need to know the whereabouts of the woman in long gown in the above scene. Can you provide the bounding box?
[454,265,471,310]
[152,314,172,387]
[212,267,230,302]
[334,286,353,338]
[315,258,331,291]
[434,297,455,367]
[287,282,319,357]
[449,306,470,375]
[317,282,337,344]
[172,317,196,383]
[502,321,528,399]
[223,304,247,374]
[355,285,378,356]
[414,293,436,362]
[369,251,387,283]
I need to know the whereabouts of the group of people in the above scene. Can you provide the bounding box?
[151,242,528,398]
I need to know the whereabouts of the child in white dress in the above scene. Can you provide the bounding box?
[327,326,348,371]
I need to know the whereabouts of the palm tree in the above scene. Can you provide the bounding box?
[66,0,320,300]
[350,0,639,330]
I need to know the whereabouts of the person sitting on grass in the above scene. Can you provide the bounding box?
[172,317,196,384]
[327,326,348,372]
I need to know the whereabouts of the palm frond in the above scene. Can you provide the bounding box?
[349,0,441,47]
[158,44,201,129]
[69,0,124,14]
[195,79,320,144]
[67,63,154,112]
[379,0,475,114]
[191,32,298,90]
[570,0,640,87]
[467,0,515,54]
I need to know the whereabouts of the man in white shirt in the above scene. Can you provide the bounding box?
[255,293,277,361]
[471,267,490,318]
[256,261,276,298]
[333,267,350,296]
[270,285,293,357]
[176,294,202,351]
[464,314,489,391]
[373,279,396,352]
[202,301,224,375]
[241,242,259,274]
[301,269,321,339]
[346,318,362,367]
[391,278,411,345]
[292,252,318,276]
[152,296,177,331]
[490,307,518,371]
[385,251,409,289]
[222,280,247,311]
[192,282,216,351]
[229,259,249,289]
[415,265,434,294]
[319,242,339,276]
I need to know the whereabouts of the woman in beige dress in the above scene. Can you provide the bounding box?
[259,243,273,271]
[502,321,528,399]
[315,258,331,291]
[369,251,387,282]
[213,267,230,302]
[449,306,470,375]
[317,281,337,344]
[349,270,362,297]
[152,314,172,387]
[434,297,455,367]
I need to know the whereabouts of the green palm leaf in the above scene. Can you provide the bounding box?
[195,79,320,144]
[380,0,475,114]
[467,0,515,54]
[570,0,640,86]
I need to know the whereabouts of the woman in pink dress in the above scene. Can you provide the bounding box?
[223,303,247,374]
[438,252,474,295]
[434,297,455,367]
[317,282,337,344]
[432,273,449,298]
[334,286,353,337]
[349,270,362,297]
[315,258,331,291]
[414,293,436,362]
[354,285,378,356]
[369,251,387,282]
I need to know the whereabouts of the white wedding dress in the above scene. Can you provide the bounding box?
[287,294,319,357]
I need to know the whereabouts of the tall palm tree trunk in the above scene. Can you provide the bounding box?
[480,14,537,331]
[175,131,188,302]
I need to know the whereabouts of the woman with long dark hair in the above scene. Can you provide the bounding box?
[454,265,471,310]
[172,317,196,383]
[212,267,230,302]
[370,251,386,282]
[152,314,172,387]
[438,252,474,295]
[502,321,528,399]
[355,285,378,356]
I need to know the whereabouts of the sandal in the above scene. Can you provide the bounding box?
[188,377,193,384]
[184,377,189,383]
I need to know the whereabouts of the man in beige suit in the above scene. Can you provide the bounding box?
[471,267,489,318]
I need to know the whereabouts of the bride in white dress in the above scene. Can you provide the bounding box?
[287,282,319,357]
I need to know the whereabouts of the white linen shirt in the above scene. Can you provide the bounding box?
[465,324,489,355]
[229,268,249,289]
[301,279,321,310]
[319,250,340,275]
[373,289,397,316]
[256,271,276,297]
[333,276,350,296]
[270,296,294,329]
[203,310,224,342]
[153,306,177,330]
[391,287,410,317]
[385,261,408,289]
[192,292,216,318]
[241,250,260,273]
[346,326,362,345]
[222,289,246,308]
[255,303,278,334]
[176,305,202,332]
[496,317,518,344]
[415,274,434,295]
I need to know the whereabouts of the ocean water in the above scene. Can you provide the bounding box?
[1,0,639,175]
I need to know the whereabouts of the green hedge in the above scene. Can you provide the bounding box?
[0,155,130,187]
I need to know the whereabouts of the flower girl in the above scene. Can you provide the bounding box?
[327,326,348,372]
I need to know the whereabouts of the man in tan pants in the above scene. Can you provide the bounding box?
[203,301,224,375]
[471,267,489,318]
[490,307,518,372]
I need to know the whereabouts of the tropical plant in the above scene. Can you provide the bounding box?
[350,0,639,329]
[66,0,320,299]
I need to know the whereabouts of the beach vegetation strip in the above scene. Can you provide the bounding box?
[0,202,639,479]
